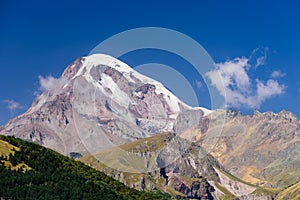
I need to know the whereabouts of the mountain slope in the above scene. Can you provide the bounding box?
[0,135,170,199]
[189,109,300,188]
[276,181,300,200]
[79,132,276,199]
[0,54,207,157]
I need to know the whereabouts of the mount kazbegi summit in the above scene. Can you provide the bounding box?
[0,54,211,156]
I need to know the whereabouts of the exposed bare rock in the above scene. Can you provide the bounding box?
[194,109,300,188]
[62,57,85,79]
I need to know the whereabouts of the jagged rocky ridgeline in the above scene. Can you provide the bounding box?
[190,109,300,188]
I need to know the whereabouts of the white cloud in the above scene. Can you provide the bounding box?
[255,79,286,104]
[3,99,23,112]
[194,80,203,89]
[38,75,67,92]
[206,54,286,109]
[271,70,286,78]
[215,57,251,92]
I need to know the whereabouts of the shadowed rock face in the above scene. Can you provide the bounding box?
[171,177,215,200]
[0,54,206,156]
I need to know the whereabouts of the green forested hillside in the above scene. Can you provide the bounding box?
[0,135,170,200]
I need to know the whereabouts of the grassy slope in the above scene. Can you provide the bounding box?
[80,132,296,199]
[214,183,238,200]
[217,167,283,198]
[81,132,256,198]
[79,133,182,194]
[276,181,300,200]
[80,132,212,197]
[0,139,19,156]
[0,139,31,172]
[79,132,172,173]
[0,135,170,200]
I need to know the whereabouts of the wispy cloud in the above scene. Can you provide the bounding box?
[38,75,68,92]
[255,54,267,68]
[271,70,286,78]
[194,80,203,89]
[3,99,23,112]
[250,47,268,68]
[206,52,286,109]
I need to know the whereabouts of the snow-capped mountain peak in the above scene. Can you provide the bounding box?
[71,54,187,115]
[1,54,210,155]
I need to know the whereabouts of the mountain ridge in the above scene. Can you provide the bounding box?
[189,109,300,188]
[1,53,299,199]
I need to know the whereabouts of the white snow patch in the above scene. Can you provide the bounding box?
[100,73,131,107]
[191,107,214,117]
[82,54,183,114]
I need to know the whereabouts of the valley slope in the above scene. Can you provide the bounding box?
[0,135,169,199]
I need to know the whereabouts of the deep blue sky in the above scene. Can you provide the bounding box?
[1,0,300,125]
